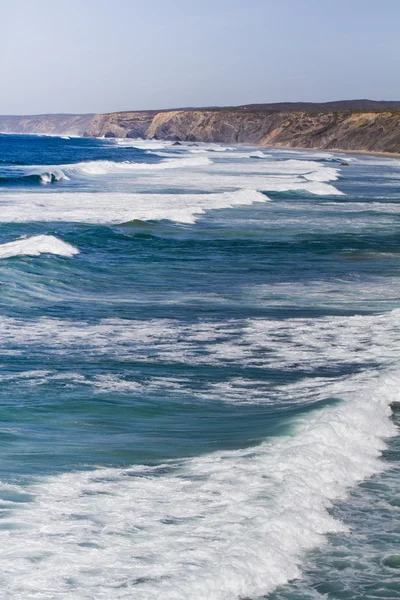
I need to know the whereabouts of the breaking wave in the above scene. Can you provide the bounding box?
[0,169,68,186]
[0,235,79,259]
[0,189,268,224]
[66,156,213,175]
[0,157,214,187]
[0,362,396,599]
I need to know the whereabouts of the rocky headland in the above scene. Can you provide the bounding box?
[2,100,400,154]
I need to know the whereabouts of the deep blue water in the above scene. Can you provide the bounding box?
[0,133,398,599]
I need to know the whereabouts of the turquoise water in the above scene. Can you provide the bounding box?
[0,134,398,599]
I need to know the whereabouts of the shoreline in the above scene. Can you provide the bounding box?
[1,129,399,158]
[328,147,400,158]
[263,144,400,159]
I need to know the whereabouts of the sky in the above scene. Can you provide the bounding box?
[1,0,400,115]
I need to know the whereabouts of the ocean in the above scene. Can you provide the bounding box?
[0,132,399,600]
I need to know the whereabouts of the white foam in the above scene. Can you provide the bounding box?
[34,169,69,183]
[190,150,271,160]
[1,307,400,415]
[149,156,213,169]
[302,167,339,182]
[0,189,268,224]
[2,309,400,372]
[4,166,69,184]
[91,156,343,195]
[64,156,213,176]
[167,143,236,153]
[3,152,344,199]
[146,151,184,158]
[40,170,68,183]
[68,157,342,195]
[211,158,339,180]
[114,138,175,150]
[207,145,236,151]
[0,369,396,599]
[250,150,270,158]
[0,305,397,599]
[0,235,79,259]
[3,156,214,182]
[135,172,341,196]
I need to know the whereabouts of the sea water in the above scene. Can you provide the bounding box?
[0,133,398,599]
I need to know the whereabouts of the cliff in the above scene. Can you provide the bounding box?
[85,105,400,154]
[2,101,400,153]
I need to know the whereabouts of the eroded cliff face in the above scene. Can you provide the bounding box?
[85,111,156,138]
[2,104,400,153]
[85,108,400,153]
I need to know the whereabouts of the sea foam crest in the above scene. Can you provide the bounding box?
[113,138,174,150]
[0,168,69,185]
[0,235,79,259]
[302,166,339,182]
[32,169,69,184]
[1,156,214,185]
[113,139,235,152]
[65,156,213,176]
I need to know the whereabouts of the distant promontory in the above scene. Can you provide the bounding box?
[1,100,400,154]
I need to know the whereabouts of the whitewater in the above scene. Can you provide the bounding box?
[0,132,398,600]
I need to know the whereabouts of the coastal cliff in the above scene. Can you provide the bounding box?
[84,104,400,154]
[2,101,400,153]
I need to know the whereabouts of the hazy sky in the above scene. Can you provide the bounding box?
[1,0,400,114]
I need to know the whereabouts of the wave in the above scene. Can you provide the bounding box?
[205,145,236,152]
[0,189,268,224]
[113,138,174,150]
[146,151,184,158]
[0,306,397,598]
[0,154,342,202]
[125,168,343,195]
[0,304,397,600]
[71,157,216,175]
[62,156,213,176]
[0,169,68,186]
[250,150,270,158]
[0,157,214,187]
[302,166,340,182]
[64,157,342,196]
[0,362,396,599]
[113,139,236,153]
[211,150,272,160]
[263,159,339,181]
[0,235,79,259]
[161,149,272,160]
[5,309,400,369]
[147,150,271,160]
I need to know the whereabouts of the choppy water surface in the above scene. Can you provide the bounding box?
[0,133,399,599]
